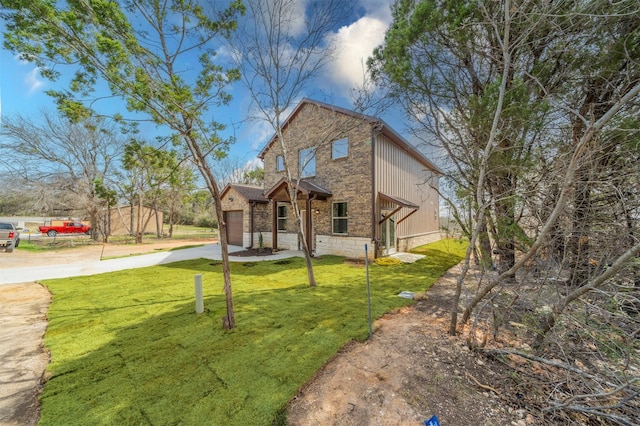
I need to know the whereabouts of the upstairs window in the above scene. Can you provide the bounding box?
[276,155,285,171]
[332,202,348,234]
[332,138,348,159]
[299,147,316,178]
[277,205,287,231]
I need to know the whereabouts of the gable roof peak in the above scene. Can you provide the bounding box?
[256,98,442,174]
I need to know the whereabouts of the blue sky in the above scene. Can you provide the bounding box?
[0,0,418,171]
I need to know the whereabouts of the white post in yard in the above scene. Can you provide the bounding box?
[194,274,204,314]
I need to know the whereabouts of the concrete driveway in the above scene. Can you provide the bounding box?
[0,243,301,285]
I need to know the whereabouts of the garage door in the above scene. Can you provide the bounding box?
[225,211,243,246]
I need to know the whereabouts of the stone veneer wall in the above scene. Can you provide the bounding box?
[221,187,248,221]
[315,235,372,259]
[397,231,442,252]
[252,203,271,232]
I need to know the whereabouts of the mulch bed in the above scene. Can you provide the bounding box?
[230,248,275,257]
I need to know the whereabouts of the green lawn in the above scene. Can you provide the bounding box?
[40,239,467,425]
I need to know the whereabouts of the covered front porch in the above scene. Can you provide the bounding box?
[264,178,332,253]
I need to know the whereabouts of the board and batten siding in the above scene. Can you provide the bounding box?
[374,132,440,243]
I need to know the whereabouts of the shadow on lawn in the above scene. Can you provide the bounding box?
[40,278,387,425]
[39,243,465,425]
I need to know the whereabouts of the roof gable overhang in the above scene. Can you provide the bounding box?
[257,98,378,160]
[265,177,332,202]
[256,98,443,176]
[221,183,268,203]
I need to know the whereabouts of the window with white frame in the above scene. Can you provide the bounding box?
[277,205,287,231]
[332,202,348,234]
[276,155,285,171]
[299,147,316,178]
[332,138,348,159]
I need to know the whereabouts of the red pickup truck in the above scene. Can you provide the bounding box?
[39,221,91,237]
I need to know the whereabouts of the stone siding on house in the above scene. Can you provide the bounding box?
[397,231,442,253]
[262,103,374,240]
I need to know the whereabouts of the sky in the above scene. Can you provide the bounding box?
[0,0,418,172]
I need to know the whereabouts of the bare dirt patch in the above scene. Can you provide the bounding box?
[230,247,275,257]
[287,263,527,426]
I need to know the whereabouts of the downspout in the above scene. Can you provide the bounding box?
[272,200,278,250]
[249,201,255,248]
[308,194,317,254]
[371,123,377,259]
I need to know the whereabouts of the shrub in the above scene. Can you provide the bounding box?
[194,215,217,229]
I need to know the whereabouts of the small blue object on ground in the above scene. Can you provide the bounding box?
[425,414,441,426]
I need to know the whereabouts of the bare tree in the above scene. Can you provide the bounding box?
[372,0,640,421]
[231,0,345,286]
[1,111,125,238]
[212,155,264,187]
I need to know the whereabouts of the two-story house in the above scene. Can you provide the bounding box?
[220,98,442,259]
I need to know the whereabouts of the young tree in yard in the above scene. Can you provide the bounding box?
[372,1,640,422]
[159,160,196,239]
[1,112,125,240]
[1,0,244,328]
[232,0,346,287]
[94,178,118,243]
[121,140,173,243]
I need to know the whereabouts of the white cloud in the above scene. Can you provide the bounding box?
[244,157,263,170]
[248,120,276,151]
[357,0,392,22]
[325,2,392,92]
[25,67,44,95]
[286,0,307,37]
[244,101,300,151]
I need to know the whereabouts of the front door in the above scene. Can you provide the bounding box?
[381,210,396,255]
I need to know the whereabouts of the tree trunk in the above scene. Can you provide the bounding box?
[289,193,316,287]
[154,201,162,238]
[477,214,493,269]
[568,158,592,287]
[183,131,235,329]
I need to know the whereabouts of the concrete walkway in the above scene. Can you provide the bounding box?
[0,244,302,285]
[0,244,303,425]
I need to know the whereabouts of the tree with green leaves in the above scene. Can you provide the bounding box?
[371,1,640,421]
[158,159,196,239]
[1,0,244,328]
[93,177,118,242]
[121,140,175,243]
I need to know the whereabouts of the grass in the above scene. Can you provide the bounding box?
[17,228,215,253]
[39,239,467,425]
[17,238,93,252]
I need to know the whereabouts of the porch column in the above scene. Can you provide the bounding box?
[306,197,312,253]
[272,201,278,250]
